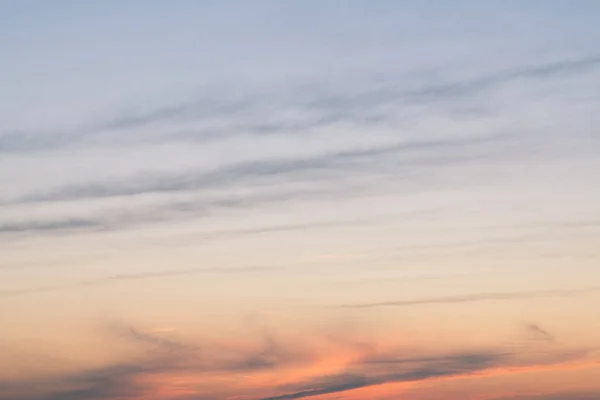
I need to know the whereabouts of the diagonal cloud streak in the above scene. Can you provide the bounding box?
[1,55,598,154]
[12,133,504,205]
[524,323,556,343]
[337,287,600,309]
[0,265,274,298]
[0,186,367,239]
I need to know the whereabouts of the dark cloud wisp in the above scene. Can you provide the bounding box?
[2,324,585,400]
[337,287,600,309]
[1,54,598,154]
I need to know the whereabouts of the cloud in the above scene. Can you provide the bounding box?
[109,323,197,354]
[4,55,597,243]
[0,265,275,298]
[0,183,363,237]
[2,54,598,155]
[406,55,600,102]
[337,287,600,309]
[2,322,590,400]
[0,361,144,400]
[0,132,503,241]
[13,133,502,205]
[0,218,99,233]
[523,323,556,343]
[492,392,600,400]
[262,352,504,400]
[0,323,313,400]
[2,320,596,400]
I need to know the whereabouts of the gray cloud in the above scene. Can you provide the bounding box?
[0,322,591,400]
[492,393,600,400]
[403,55,600,102]
[524,323,556,343]
[0,218,100,233]
[0,186,368,240]
[173,54,600,147]
[338,287,600,309]
[1,54,598,154]
[0,265,274,298]
[262,344,594,400]
[0,131,506,241]
[110,322,197,354]
[14,133,503,205]
[261,352,504,400]
[0,362,144,400]
[0,324,308,400]
[3,55,594,243]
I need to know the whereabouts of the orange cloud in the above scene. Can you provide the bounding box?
[0,321,597,400]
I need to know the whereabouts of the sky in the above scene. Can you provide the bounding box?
[1,1,600,399]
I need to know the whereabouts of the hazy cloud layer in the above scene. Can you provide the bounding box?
[0,322,591,400]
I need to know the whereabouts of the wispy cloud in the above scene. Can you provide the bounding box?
[0,218,99,234]
[0,323,592,400]
[109,322,196,353]
[492,392,600,400]
[1,55,598,155]
[12,133,503,205]
[337,287,600,309]
[524,323,556,344]
[262,352,504,400]
[0,186,368,240]
[3,54,598,244]
[406,55,600,102]
[111,54,600,145]
[0,266,274,298]
[0,132,504,240]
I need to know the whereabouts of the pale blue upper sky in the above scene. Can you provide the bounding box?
[1,0,600,284]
